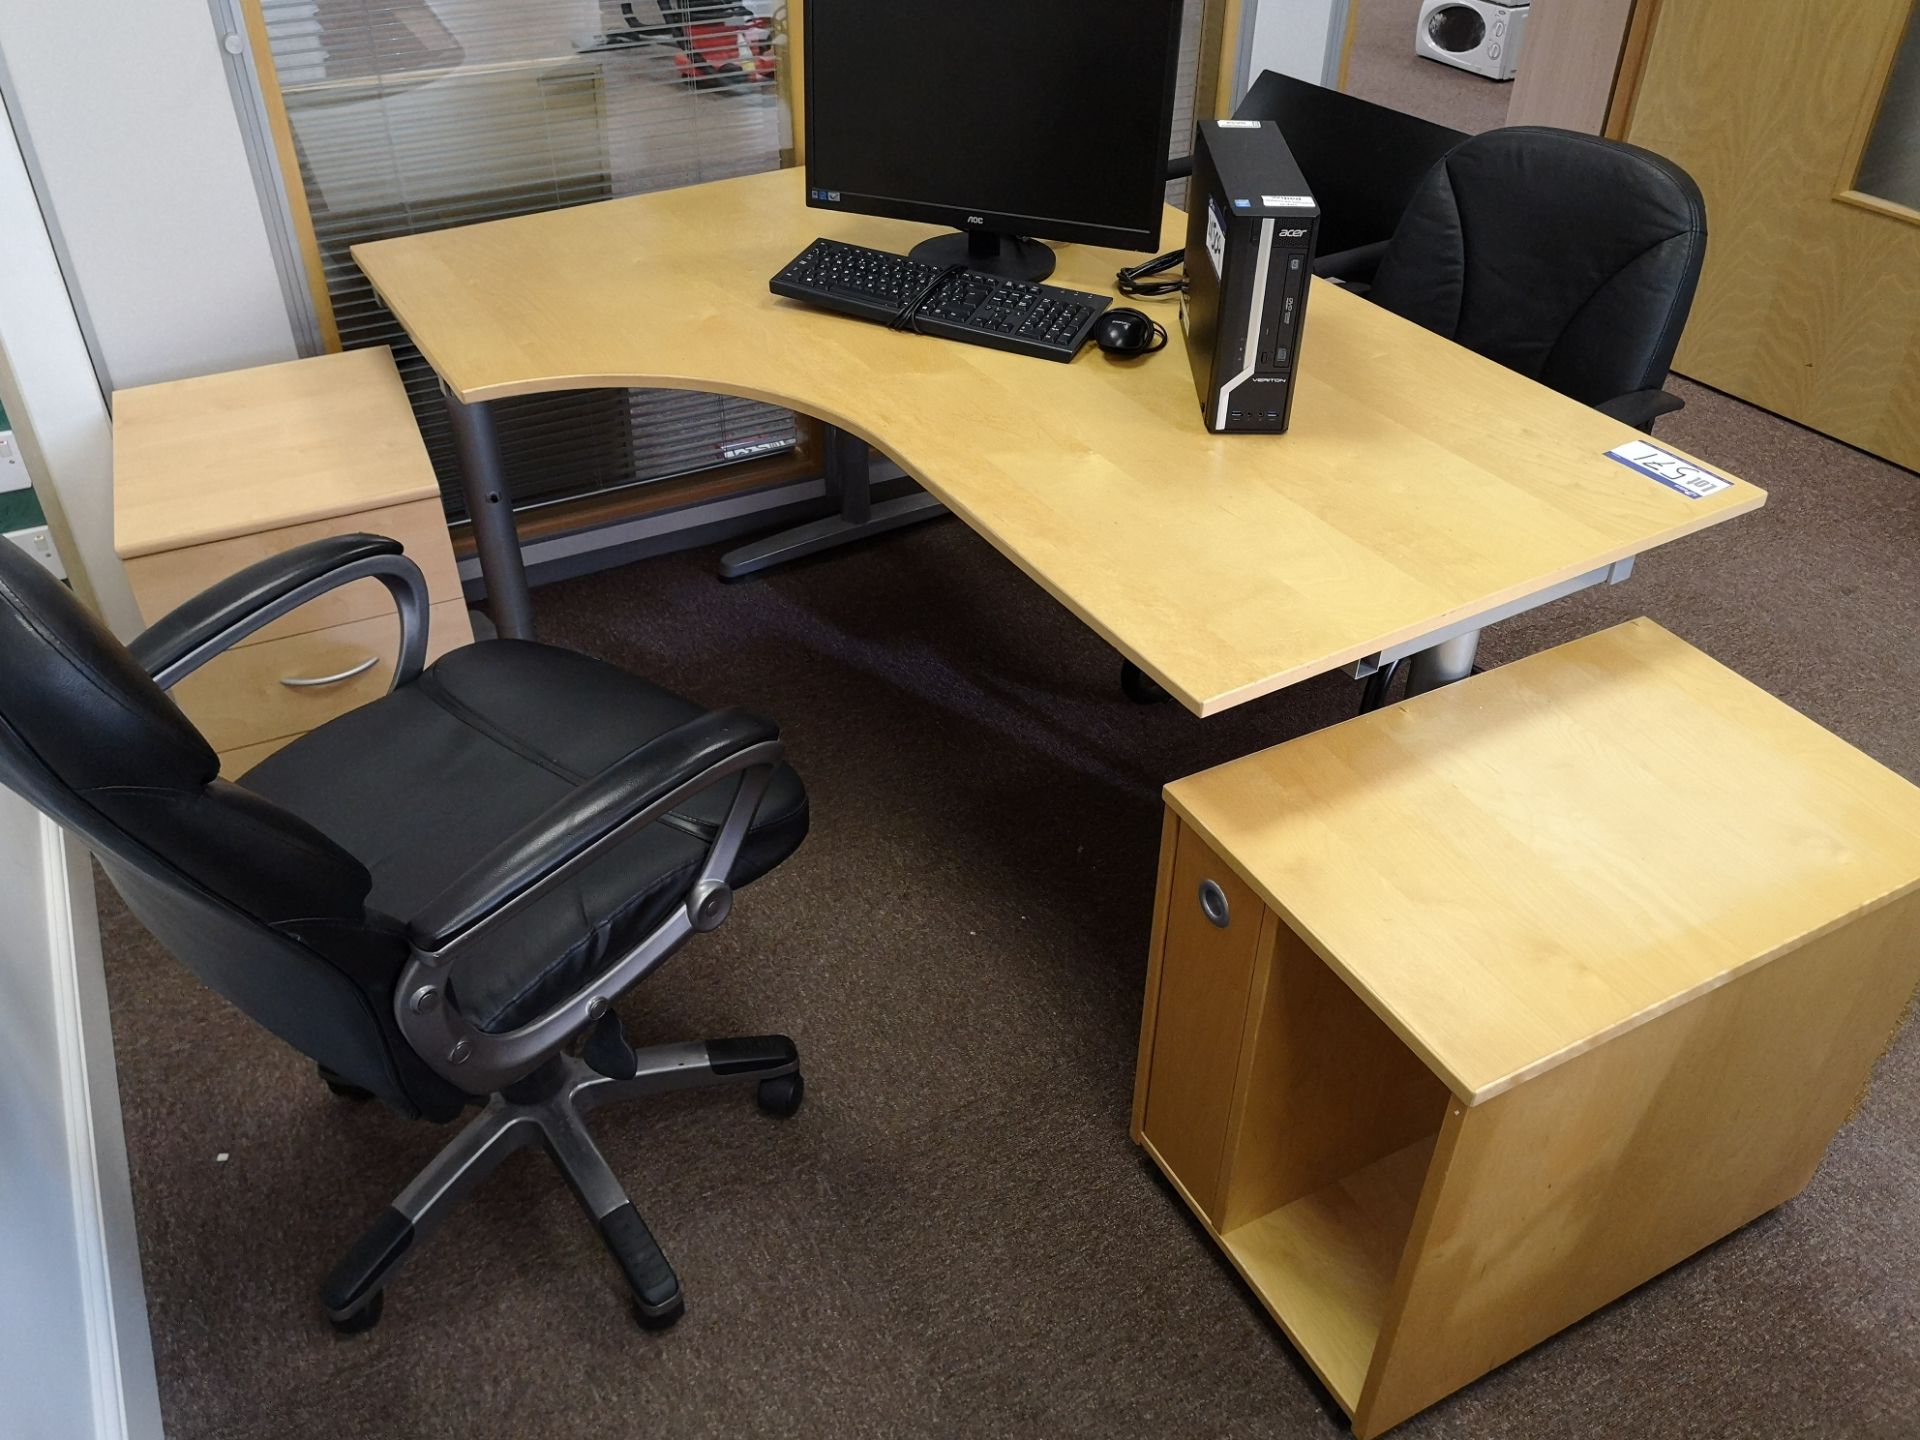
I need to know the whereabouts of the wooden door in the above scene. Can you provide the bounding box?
[1624,0,1920,470]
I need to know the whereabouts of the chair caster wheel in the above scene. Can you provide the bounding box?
[1120,660,1170,705]
[328,1291,383,1335]
[634,1293,685,1331]
[319,1065,373,1102]
[757,1072,804,1117]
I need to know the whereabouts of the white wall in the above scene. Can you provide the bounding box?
[0,0,297,391]
[1243,0,1350,97]
[0,95,142,636]
[0,0,309,637]
[0,794,163,1440]
[0,18,282,1427]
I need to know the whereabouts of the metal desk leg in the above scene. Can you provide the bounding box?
[719,425,947,580]
[442,381,535,640]
[1405,630,1481,698]
[1351,556,1636,713]
[1358,657,1405,713]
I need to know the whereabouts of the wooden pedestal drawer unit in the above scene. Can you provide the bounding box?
[1134,621,1920,1437]
[114,347,472,775]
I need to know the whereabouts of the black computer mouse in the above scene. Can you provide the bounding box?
[1094,308,1167,357]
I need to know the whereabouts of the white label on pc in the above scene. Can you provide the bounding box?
[1262,195,1314,208]
[1605,440,1734,500]
[1204,199,1227,279]
[1216,119,1260,128]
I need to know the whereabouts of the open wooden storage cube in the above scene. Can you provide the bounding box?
[1135,625,1920,1436]
[1132,815,1453,1414]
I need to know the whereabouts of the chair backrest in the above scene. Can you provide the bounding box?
[1234,70,1468,258]
[1369,126,1708,406]
[0,541,463,1119]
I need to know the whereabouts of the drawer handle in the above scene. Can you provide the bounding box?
[280,655,380,688]
[1198,879,1231,928]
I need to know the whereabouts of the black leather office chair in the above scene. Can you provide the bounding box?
[0,533,809,1334]
[1321,126,1708,433]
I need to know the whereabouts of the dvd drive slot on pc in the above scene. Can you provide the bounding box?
[1262,249,1306,371]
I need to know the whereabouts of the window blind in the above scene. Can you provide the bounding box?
[257,0,800,520]
[254,1,1210,522]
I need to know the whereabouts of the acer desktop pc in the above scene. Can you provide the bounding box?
[1181,120,1320,433]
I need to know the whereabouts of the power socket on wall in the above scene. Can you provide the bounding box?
[5,526,66,580]
[0,430,28,494]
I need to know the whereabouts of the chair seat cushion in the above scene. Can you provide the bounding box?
[241,640,807,1034]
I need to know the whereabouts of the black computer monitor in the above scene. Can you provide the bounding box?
[802,1,1184,282]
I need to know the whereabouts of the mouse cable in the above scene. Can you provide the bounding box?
[1116,316,1170,355]
[1116,249,1186,298]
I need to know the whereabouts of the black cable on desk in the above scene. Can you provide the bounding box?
[1116,249,1186,298]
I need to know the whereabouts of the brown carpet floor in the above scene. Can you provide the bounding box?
[99,374,1920,1439]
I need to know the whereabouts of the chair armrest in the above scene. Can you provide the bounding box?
[1313,239,1391,286]
[130,534,432,691]
[397,707,785,1092]
[1167,153,1193,181]
[1594,388,1686,432]
[409,707,780,954]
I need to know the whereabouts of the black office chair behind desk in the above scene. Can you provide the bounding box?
[1322,125,1709,434]
[0,533,810,1334]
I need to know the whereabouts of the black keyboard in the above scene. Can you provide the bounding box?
[769,238,1111,363]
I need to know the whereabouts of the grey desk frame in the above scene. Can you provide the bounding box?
[438,379,1637,700]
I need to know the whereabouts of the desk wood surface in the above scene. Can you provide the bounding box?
[354,170,1763,716]
[1164,619,1920,1103]
[113,347,440,558]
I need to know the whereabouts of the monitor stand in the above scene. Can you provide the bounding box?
[908,228,1056,283]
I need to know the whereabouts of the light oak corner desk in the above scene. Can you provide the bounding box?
[353,167,1762,718]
